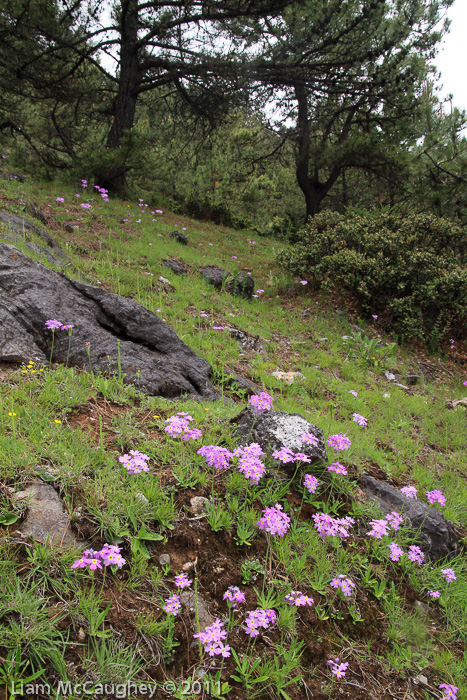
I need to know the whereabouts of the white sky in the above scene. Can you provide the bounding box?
[432,0,467,112]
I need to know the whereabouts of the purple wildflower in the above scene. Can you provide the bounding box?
[428,590,440,598]
[301,433,318,446]
[327,659,349,678]
[439,684,458,700]
[119,451,150,474]
[284,591,314,606]
[304,474,319,493]
[80,203,91,209]
[326,433,351,451]
[197,445,233,470]
[163,594,181,616]
[366,519,390,539]
[174,573,192,589]
[234,443,265,484]
[426,490,446,507]
[45,319,62,330]
[441,568,456,582]
[257,504,290,537]
[330,575,355,597]
[312,513,354,539]
[223,586,246,607]
[386,511,404,530]
[327,462,347,475]
[407,545,424,565]
[387,542,404,562]
[348,390,358,396]
[56,197,64,203]
[401,485,417,499]
[249,392,274,414]
[61,323,74,331]
[352,412,368,427]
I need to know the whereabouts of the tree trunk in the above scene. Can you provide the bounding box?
[100,0,140,192]
[294,83,328,221]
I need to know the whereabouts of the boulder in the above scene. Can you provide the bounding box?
[0,243,219,399]
[162,258,189,276]
[199,265,254,299]
[0,210,68,261]
[14,482,80,547]
[361,475,459,561]
[232,407,327,470]
[169,230,188,245]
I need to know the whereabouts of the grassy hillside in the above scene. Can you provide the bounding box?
[0,173,466,700]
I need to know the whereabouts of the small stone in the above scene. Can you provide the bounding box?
[383,392,391,398]
[413,675,428,686]
[414,600,429,614]
[190,496,209,516]
[78,628,86,641]
[159,554,171,566]
[384,371,396,382]
[169,230,188,245]
[134,492,149,504]
[182,558,197,571]
[319,337,328,342]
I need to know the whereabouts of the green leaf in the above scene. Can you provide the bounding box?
[0,513,19,525]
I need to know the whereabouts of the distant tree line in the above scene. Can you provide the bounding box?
[1,0,466,224]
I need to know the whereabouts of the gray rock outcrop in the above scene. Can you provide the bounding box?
[14,482,79,547]
[232,407,327,469]
[0,243,218,399]
[199,265,254,299]
[361,475,459,561]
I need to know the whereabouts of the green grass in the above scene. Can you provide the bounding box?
[0,174,466,698]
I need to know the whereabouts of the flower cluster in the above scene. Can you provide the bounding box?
[330,575,356,597]
[174,573,192,589]
[301,432,318,446]
[439,684,458,700]
[284,591,314,607]
[244,609,276,637]
[257,504,291,537]
[304,474,319,493]
[326,433,351,451]
[348,390,358,397]
[426,490,446,507]
[118,450,150,474]
[366,519,389,539]
[387,543,404,562]
[163,594,181,616]
[273,446,311,464]
[197,445,233,470]
[45,319,74,331]
[71,544,125,571]
[312,513,354,539]
[407,545,424,565]
[234,443,265,484]
[428,590,440,598]
[401,485,417,499]
[441,568,456,582]
[249,392,274,414]
[327,658,349,679]
[352,413,368,427]
[194,619,230,657]
[165,412,202,440]
[223,586,246,608]
[327,462,347,475]
[385,511,404,530]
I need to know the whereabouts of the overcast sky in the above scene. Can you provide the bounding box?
[432,0,467,112]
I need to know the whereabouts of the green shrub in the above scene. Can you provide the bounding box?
[276,210,467,344]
